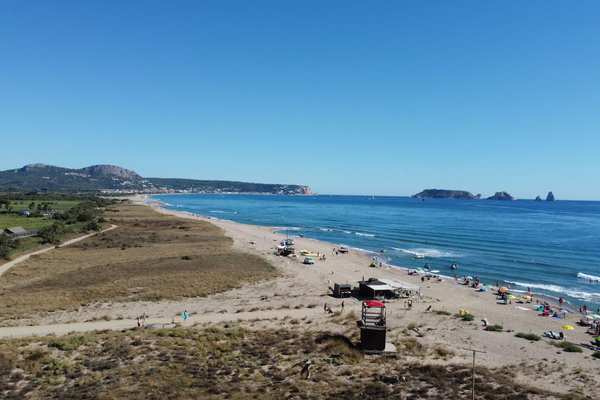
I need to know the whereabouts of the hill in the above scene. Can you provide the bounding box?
[0,164,311,195]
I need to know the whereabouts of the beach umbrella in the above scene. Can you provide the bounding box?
[561,324,575,331]
[499,287,509,293]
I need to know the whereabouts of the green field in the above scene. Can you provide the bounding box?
[0,215,53,230]
[4,200,78,212]
[0,200,79,231]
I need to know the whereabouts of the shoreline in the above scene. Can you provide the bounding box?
[144,195,587,313]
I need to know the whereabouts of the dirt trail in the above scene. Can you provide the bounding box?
[0,307,320,338]
[0,224,118,278]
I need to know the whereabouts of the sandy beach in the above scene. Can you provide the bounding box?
[0,195,598,396]
[136,196,600,396]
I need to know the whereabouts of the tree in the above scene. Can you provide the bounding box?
[83,220,101,232]
[38,222,65,244]
[0,235,15,259]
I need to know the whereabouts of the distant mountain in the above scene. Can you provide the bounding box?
[412,189,478,200]
[0,164,312,195]
[487,191,514,201]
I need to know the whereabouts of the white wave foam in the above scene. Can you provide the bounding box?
[318,227,333,232]
[355,232,376,238]
[273,226,302,231]
[393,247,459,258]
[348,246,377,254]
[342,230,352,234]
[209,210,237,214]
[506,280,600,301]
[577,272,600,283]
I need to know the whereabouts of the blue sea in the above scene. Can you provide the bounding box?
[153,194,600,307]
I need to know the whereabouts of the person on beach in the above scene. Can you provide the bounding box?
[341,301,345,311]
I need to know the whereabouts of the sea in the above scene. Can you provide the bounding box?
[152,194,600,308]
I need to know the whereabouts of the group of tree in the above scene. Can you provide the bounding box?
[0,235,16,259]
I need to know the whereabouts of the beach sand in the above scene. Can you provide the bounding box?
[1,195,598,396]
[145,197,600,396]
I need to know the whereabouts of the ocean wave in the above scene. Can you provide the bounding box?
[393,247,459,258]
[209,210,237,214]
[319,227,333,232]
[577,272,600,283]
[506,280,600,301]
[355,232,376,238]
[273,226,302,231]
[348,246,377,255]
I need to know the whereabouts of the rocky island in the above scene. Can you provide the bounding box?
[412,189,478,200]
[546,191,556,201]
[487,191,514,200]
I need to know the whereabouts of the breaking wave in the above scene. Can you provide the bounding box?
[393,247,460,258]
[577,272,600,283]
[355,232,376,238]
[506,280,600,301]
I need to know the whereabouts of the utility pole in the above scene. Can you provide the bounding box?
[462,347,486,400]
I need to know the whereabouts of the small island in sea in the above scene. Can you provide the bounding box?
[487,191,514,201]
[412,189,479,199]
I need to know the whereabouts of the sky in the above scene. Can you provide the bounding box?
[1,1,599,200]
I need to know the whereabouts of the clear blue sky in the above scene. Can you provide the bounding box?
[1,1,599,199]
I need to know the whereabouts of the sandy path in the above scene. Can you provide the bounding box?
[0,307,320,339]
[0,224,118,278]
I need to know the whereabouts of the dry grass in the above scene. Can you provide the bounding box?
[0,204,278,321]
[0,325,566,400]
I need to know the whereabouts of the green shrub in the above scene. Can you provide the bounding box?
[38,222,65,244]
[0,235,16,259]
[515,332,540,341]
[592,352,600,359]
[461,313,474,321]
[485,324,503,332]
[83,220,101,232]
[555,341,582,353]
[48,335,89,351]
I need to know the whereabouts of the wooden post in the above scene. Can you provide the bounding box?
[462,347,486,400]
[471,350,475,400]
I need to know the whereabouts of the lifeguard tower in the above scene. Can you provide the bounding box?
[358,300,387,352]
